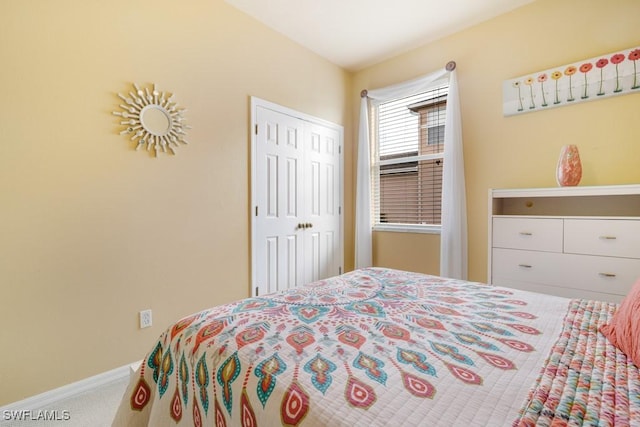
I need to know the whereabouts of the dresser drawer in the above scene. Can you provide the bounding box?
[559,253,640,296]
[564,219,640,259]
[493,248,640,298]
[492,248,563,284]
[492,217,563,252]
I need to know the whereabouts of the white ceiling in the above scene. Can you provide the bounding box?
[225,0,535,71]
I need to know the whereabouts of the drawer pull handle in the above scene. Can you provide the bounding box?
[599,272,617,278]
[519,232,533,236]
[518,264,533,268]
[599,236,617,240]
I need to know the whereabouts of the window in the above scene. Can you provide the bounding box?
[372,84,448,232]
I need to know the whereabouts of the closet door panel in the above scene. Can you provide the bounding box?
[253,100,343,296]
[255,107,305,294]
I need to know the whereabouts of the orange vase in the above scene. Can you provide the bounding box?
[556,144,582,186]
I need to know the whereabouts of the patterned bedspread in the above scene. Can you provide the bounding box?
[112,268,637,426]
[514,299,640,426]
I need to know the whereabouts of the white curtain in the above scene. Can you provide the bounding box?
[355,97,373,268]
[439,70,467,279]
[355,67,467,279]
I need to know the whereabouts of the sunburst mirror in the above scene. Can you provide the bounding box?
[113,83,190,156]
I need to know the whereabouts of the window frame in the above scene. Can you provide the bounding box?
[370,87,448,235]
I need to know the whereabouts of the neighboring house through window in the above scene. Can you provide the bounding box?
[373,84,448,233]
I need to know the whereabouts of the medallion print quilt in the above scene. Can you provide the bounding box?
[112,268,639,426]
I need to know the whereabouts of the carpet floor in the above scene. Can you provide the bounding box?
[1,376,128,427]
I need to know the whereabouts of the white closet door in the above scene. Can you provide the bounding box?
[252,99,343,297]
[254,106,305,295]
[303,123,341,284]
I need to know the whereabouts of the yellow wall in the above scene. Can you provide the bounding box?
[2,0,640,406]
[353,0,640,281]
[0,0,351,405]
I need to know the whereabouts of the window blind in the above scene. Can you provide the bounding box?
[373,85,448,227]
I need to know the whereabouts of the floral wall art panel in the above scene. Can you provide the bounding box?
[503,46,640,116]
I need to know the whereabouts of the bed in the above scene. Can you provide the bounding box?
[112,267,640,426]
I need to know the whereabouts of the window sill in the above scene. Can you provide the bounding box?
[373,224,441,234]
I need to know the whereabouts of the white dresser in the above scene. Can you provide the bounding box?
[488,185,640,303]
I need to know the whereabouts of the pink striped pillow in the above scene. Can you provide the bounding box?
[601,278,640,368]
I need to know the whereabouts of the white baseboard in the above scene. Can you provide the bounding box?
[0,360,142,412]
